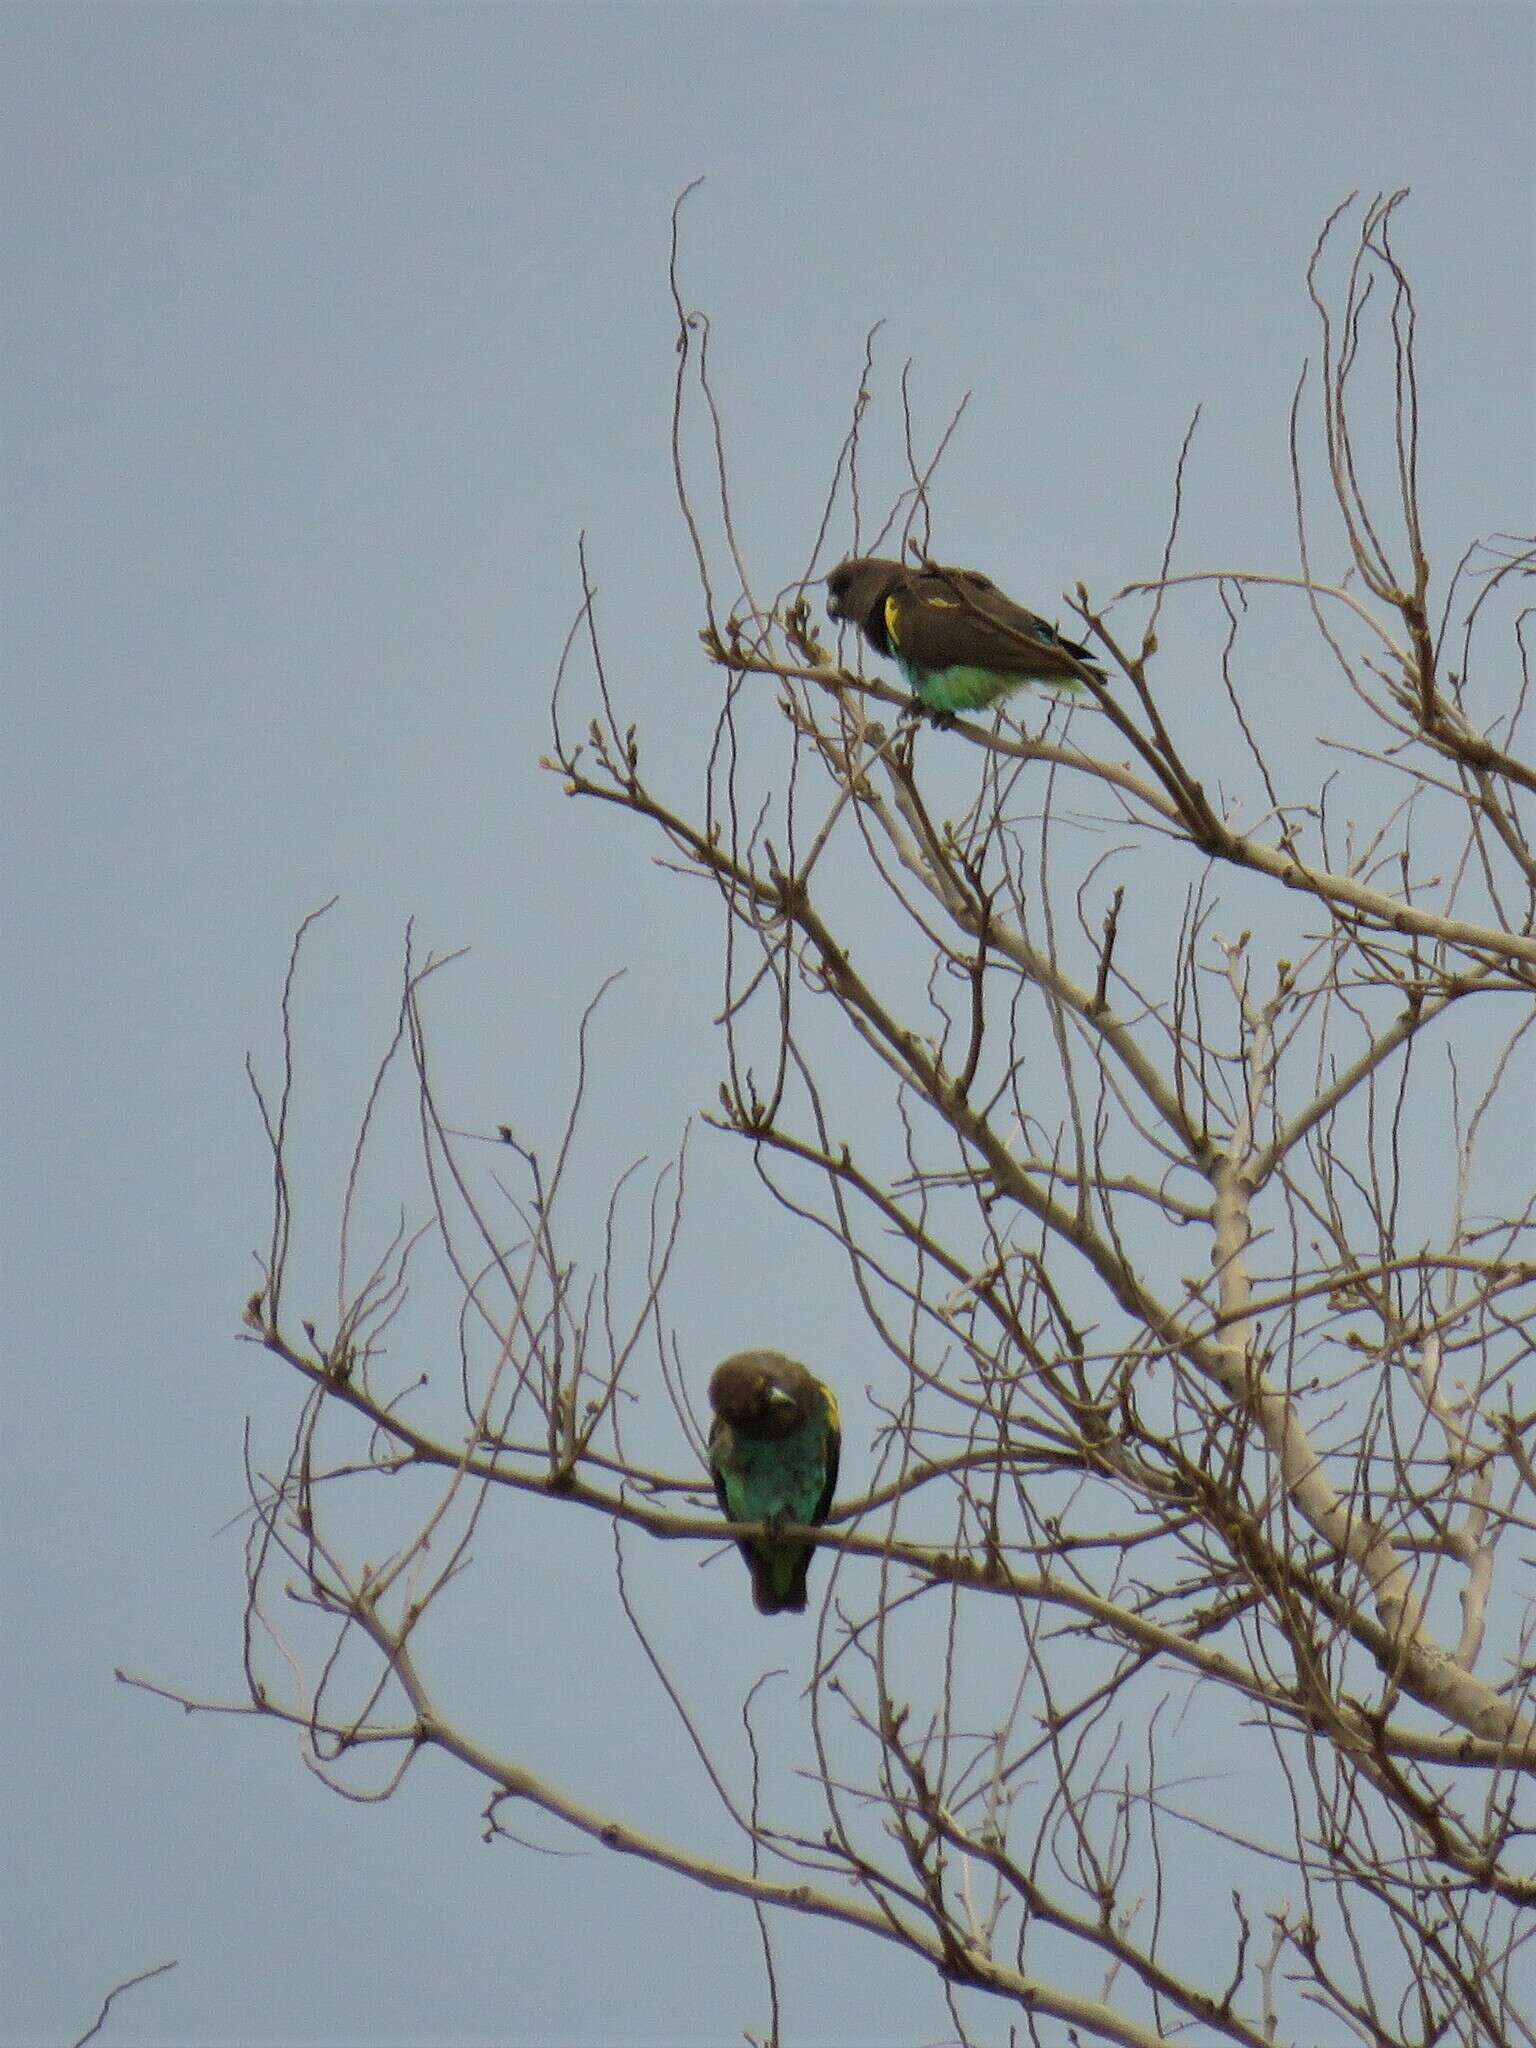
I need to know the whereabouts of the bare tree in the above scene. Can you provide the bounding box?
[128,192,1536,2045]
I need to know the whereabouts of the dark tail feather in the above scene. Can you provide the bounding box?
[749,1541,813,1615]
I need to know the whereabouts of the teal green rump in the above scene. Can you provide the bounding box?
[905,661,1039,715]
[707,1351,841,1616]
[824,555,1106,719]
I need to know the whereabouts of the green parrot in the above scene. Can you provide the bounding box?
[707,1351,841,1615]
[825,555,1106,719]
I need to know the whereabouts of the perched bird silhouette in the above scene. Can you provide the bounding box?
[707,1351,841,1615]
[825,555,1105,718]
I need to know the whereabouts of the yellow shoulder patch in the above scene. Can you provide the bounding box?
[887,587,957,650]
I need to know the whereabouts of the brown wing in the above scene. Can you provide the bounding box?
[812,1381,841,1528]
[890,570,1102,683]
[707,1416,735,1523]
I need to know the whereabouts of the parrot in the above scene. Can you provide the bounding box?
[825,554,1105,718]
[707,1350,841,1615]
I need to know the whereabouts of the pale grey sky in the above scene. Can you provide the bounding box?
[6,4,1533,2043]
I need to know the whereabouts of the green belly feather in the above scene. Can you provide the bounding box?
[717,1419,832,1608]
[904,659,1088,714]
[719,1422,831,1527]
